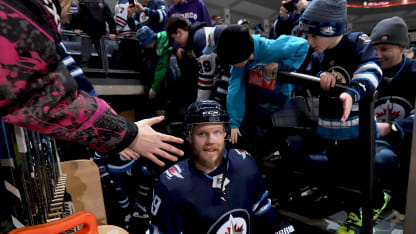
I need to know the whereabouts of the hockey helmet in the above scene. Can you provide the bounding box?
[184,100,230,139]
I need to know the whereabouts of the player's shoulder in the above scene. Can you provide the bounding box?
[158,159,191,186]
[228,149,255,163]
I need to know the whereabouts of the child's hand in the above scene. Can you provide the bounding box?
[279,5,290,19]
[377,123,392,137]
[74,29,83,36]
[264,62,278,77]
[230,128,242,144]
[176,48,185,60]
[319,71,336,91]
[109,33,117,40]
[149,89,157,100]
[339,92,352,123]
[135,2,146,12]
[127,3,138,18]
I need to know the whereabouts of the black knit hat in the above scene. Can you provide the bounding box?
[216,25,254,65]
[371,16,409,48]
[300,0,347,37]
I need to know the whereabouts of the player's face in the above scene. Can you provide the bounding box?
[306,34,339,53]
[170,29,188,47]
[374,44,405,69]
[189,123,226,172]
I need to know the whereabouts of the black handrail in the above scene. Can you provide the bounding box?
[275,71,376,234]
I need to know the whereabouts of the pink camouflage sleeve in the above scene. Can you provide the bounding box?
[0,0,137,153]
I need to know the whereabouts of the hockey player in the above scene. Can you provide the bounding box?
[298,0,387,233]
[370,16,416,215]
[166,14,229,106]
[215,24,309,144]
[149,100,296,234]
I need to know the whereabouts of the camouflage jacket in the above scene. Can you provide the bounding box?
[0,0,137,153]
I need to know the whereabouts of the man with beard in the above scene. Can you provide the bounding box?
[149,100,295,234]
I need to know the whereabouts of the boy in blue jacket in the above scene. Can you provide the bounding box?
[216,25,309,144]
[299,0,387,233]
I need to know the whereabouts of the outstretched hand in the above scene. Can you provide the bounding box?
[230,128,242,144]
[339,92,352,123]
[127,116,184,166]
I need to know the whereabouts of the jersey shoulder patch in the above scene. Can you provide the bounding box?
[232,149,251,159]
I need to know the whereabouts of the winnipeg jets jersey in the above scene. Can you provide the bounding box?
[149,149,290,234]
[308,32,383,140]
[375,55,416,136]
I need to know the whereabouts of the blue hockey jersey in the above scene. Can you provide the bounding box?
[134,0,168,33]
[308,32,383,140]
[149,149,293,234]
[375,54,416,140]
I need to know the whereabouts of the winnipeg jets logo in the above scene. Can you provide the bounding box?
[235,149,249,159]
[327,66,350,84]
[359,33,371,44]
[217,214,247,234]
[320,26,336,36]
[208,209,250,234]
[164,165,184,180]
[375,97,412,122]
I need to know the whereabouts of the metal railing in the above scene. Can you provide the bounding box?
[60,30,145,95]
[275,71,377,234]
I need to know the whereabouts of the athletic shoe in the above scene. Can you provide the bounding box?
[337,192,391,234]
[336,211,361,234]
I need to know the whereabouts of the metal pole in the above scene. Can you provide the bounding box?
[276,71,349,92]
[404,105,416,233]
[100,36,109,72]
[360,92,377,234]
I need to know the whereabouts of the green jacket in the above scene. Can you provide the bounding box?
[152,31,173,92]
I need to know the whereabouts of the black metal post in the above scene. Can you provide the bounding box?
[100,36,109,72]
[404,99,416,233]
[359,92,377,234]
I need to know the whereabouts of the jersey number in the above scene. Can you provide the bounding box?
[199,60,212,74]
[151,194,162,216]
